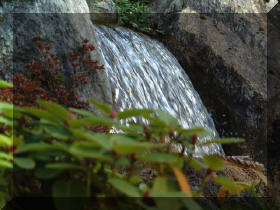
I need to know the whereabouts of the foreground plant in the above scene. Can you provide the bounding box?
[2,79,269,209]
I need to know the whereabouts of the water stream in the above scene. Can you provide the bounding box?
[94,25,224,155]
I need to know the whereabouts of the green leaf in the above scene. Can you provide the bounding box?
[155,109,178,126]
[72,130,112,150]
[185,157,206,171]
[0,159,12,168]
[89,99,112,115]
[136,153,183,167]
[37,100,70,121]
[14,157,35,169]
[129,176,143,184]
[22,107,62,124]
[203,155,225,171]
[111,135,162,155]
[214,176,241,194]
[0,152,12,160]
[0,135,12,147]
[115,157,131,167]
[42,123,72,140]
[0,177,8,186]
[15,142,54,153]
[52,180,86,198]
[69,118,92,128]
[0,80,13,88]
[197,138,245,146]
[69,108,96,118]
[109,178,141,197]
[178,127,212,139]
[35,167,63,180]
[45,163,84,171]
[69,146,113,162]
[117,109,154,119]
[150,177,168,196]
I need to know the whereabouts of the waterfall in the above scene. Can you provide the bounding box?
[94,25,224,155]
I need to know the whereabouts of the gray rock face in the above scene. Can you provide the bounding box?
[0,0,112,107]
[149,0,277,13]
[86,0,118,24]
[268,4,280,204]
[148,1,271,163]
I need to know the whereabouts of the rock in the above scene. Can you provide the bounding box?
[149,0,277,13]
[267,3,280,205]
[148,1,273,163]
[86,0,118,24]
[0,0,112,108]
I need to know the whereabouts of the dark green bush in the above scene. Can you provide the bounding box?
[114,0,164,35]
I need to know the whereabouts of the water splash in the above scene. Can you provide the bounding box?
[94,25,224,155]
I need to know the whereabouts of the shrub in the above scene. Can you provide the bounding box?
[0,78,257,209]
[114,0,164,35]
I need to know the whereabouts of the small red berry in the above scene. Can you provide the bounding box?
[143,191,150,198]
[110,110,117,119]
[192,135,199,144]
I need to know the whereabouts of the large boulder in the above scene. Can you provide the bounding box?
[267,3,280,204]
[86,0,118,24]
[148,0,277,163]
[0,0,112,107]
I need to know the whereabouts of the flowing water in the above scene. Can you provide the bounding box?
[94,25,224,155]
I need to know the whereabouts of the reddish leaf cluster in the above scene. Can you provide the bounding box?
[0,38,105,109]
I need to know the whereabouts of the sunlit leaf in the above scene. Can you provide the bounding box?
[203,155,225,171]
[37,100,70,121]
[89,99,112,115]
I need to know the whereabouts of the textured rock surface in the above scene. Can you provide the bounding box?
[149,0,277,13]
[0,0,112,107]
[148,1,271,163]
[86,0,118,24]
[267,3,280,205]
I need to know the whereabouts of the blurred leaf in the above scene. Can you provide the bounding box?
[35,167,63,180]
[109,178,141,197]
[155,109,178,126]
[89,99,112,115]
[0,177,8,186]
[14,157,35,169]
[0,80,13,88]
[171,167,191,195]
[52,180,86,198]
[186,157,207,171]
[115,157,131,167]
[46,163,85,170]
[73,130,112,150]
[214,176,241,194]
[117,109,154,119]
[22,107,62,124]
[0,152,12,160]
[37,100,70,121]
[150,177,168,196]
[197,138,245,146]
[0,135,12,147]
[203,155,225,171]
[129,176,143,184]
[15,142,54,153]
[0,159,12,168]
[69,146,113,162]
[112,135,163,155]
[137,153,183,167]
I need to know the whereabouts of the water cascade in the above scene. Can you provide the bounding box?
[94,25,224,155]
